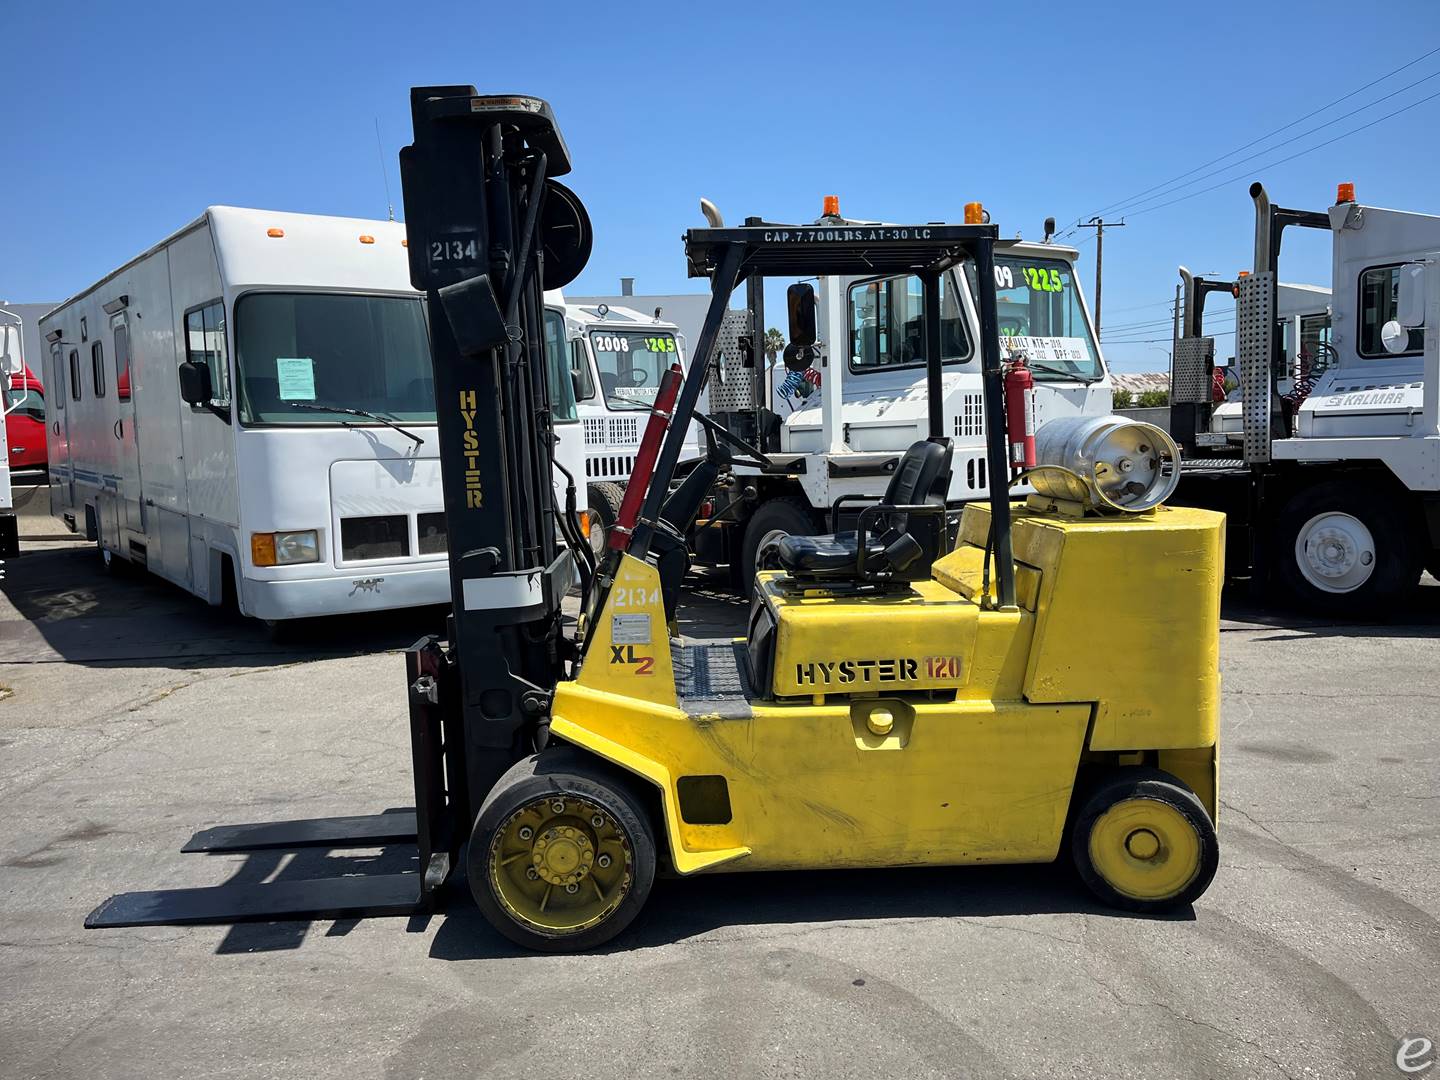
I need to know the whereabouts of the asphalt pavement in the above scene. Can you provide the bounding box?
[1,528,1437,1080]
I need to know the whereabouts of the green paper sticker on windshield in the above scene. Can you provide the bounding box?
[276,357,316,401]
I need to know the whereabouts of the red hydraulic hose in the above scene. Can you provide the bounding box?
[608,363,683,551]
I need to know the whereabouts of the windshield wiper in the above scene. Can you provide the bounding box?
[286,402,426,446]
[1023,359,1101,385]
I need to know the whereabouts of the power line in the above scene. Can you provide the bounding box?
[1108,67,1440,218]
[1104,305,1235,332]
[1104,329,1236,345]
[1125,85,1440,219]
[1087,44,1440,220]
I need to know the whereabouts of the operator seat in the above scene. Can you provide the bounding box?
[771,439,953,581]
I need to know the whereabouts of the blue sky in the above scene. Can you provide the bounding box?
[4,0,1440,372]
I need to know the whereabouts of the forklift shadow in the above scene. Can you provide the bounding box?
[201,829,423,955]
[426,862,1181,962]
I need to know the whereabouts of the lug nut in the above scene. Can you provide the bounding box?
[597,854,612,868]
[551,800,566,815]
[526,867,539,880]
[565,883,579,894]
[518,826,533,841]
[591,814,604,828]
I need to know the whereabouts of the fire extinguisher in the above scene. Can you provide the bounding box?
[1004,355,1037,469]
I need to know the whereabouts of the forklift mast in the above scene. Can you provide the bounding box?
[398,88,593,801]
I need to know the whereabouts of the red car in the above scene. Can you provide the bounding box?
[4,366,47,470]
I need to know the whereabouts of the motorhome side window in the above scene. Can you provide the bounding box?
[1359,265,1424,357]
[91,341,106,397]
[848,273,969,373]
[49,344,63,410]
[113,321,131,400]
[233,293,434,425]
[69,349,81,401]
[185,301,230,405]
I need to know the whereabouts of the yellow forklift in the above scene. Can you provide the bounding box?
[87,88,1223,952]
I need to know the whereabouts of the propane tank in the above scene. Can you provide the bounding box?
[1031,415,1180,513]
[1003,356,1037,469]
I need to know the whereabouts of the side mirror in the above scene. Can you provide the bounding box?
[1396,262,1427,328]
[178,360,213,405]
[786,283,817,349]
[1381,321,1411,355]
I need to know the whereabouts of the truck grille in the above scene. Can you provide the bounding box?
[608,416,640,444]
[583,418,607,446]
[341,515,410,561]
[586,454,636,479]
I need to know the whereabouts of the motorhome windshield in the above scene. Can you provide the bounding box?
[966,256,1103,382]
[235,293,435,425]
[587,329,678,410]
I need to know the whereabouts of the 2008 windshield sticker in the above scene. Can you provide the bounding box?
[761,227,935,242]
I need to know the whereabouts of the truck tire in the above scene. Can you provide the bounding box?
[1274,480,1423,617]
[587,482,625,557]
[739,496,816,591]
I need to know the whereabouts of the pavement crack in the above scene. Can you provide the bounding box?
[1078,968,1298,1079]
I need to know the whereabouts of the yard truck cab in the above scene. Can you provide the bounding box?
[690,201,1115,585]
[1173,182,1440,612]
[557,299,704,553]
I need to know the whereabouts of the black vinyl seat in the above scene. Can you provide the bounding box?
[772,439,953,581]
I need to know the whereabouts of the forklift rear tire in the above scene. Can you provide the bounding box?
[1071,768,1218,914]
[739,497,815,590]
[1274,481,1423,617]
[587,483,625,557]
[468,747,657,952]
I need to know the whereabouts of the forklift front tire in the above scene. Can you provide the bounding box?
[468,749,657,952]
[1071,768,1218,914]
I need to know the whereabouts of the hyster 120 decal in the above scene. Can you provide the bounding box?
[794,656,964,687]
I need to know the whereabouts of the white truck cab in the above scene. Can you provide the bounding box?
[691,203,1114,585]
[1171,182,1440,613]
[558,300,702,550]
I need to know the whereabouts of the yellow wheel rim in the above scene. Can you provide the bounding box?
[1088,796,1203,902]
[488,794,633,935]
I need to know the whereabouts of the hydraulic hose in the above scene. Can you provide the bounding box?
[552,456,595,604]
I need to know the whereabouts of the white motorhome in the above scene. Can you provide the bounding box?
[691,210,1113,584]
[42,206,584,627]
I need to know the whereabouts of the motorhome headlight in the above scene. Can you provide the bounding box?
[251,530,320,567]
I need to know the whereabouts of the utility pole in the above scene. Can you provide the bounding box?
[1078,217,1125,337]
